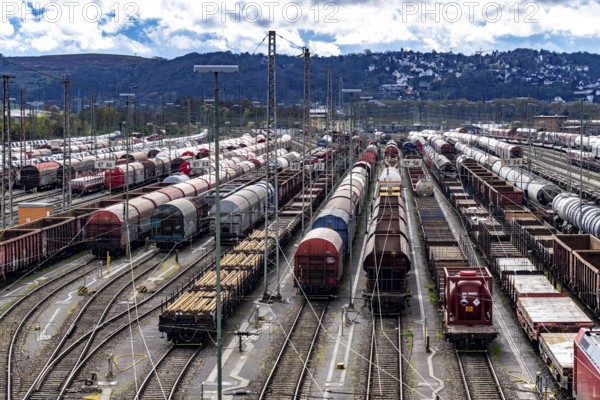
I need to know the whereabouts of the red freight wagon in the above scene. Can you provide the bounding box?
[294,227,344,295]
[444,268,498,348]
[87,204,141,255]
[0,229,41,275]
[573,327,600,400]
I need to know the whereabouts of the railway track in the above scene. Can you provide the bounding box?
[11,250,160,399]
[456,350,506,400]
[133,345,202,400]
[367,316,403,400]
[0,253,95,399]
[258,299,329,400]
[524,147,600,201]
[2,187,106,227]
[47,243,219,399]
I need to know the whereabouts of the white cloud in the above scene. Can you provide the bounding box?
[0,0,599,57]
[308,40,341,56]
[0,19,15,36]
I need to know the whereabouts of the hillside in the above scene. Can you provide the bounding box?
[2,49,600,105]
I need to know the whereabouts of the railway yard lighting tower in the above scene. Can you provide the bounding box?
[193,64,239,400]
[342,88,361,308]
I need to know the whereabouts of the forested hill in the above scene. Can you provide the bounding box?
[2,48,600,104]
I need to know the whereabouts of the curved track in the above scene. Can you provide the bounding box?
[524,147,600,201]
[258,300,328,400]
[13,250,160,399]
[21,244,218,399]
[0,254,95,399]
[133,345,202,400]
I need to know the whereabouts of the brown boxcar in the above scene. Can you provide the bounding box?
[294,227,344,295]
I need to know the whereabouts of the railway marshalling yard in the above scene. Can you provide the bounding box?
[1,133,598,400]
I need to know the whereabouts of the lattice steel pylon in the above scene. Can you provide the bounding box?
[302,47,311,231]
[1,75,15,228]
[326,69,333,130]
[62,76,72,211]
[262,30,282,301]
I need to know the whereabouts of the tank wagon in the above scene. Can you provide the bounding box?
[444,268,498,348]
[383,141,400,167]
[553,194,600,237]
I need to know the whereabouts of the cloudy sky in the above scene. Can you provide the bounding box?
[0,0,599,58]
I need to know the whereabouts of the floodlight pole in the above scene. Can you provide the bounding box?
[194,65,238,400]
[342,88,361,308]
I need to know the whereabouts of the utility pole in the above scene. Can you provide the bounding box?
[262,30,281,301]
[91,94,96,157]
[302,47,311,231]
[119,92,136,256]
[579,99,584,233]
[342,88,361,308]
[193,64,239,400]
[187,98,191,135]
[338,77,343,125]
[62,76,72,211]
[2,75,15,228]
[326,69,333,131]
[19,89,25,170]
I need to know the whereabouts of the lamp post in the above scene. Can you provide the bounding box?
[342,88,361,308]
[193,64,238,400]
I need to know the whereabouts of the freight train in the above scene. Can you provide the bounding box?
[158,170,331,343]
[406,165,498,348]
[293,152,374,295]
[443,131,522,159]
[454,142,561,207]
[362,166,411,314]
[87,137,291,256]
[445,150,598,391]
[16,134,261,192]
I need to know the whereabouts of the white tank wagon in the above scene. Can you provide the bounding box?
[415,179,434,197]
[455,143,561,207]
[553,193,600,237]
